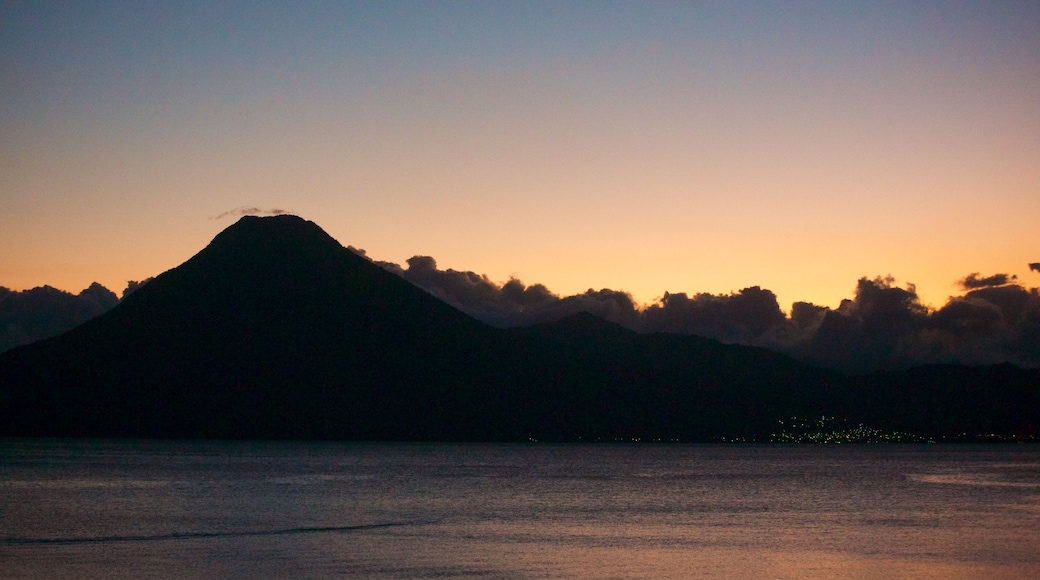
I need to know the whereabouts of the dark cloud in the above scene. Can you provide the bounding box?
[122,278,154,299]
[754,301,828,355]
[369,252,1040,372]
[501,278,556,307]
[963,285,1034,322]
[374,253,786,343]
[0,283,119,354]
[210,206,288,220]
[797,277,929,373]
[520,288,640,329]
[400,255,516,324]
[1030,263,1040,273]
[789,301,828,332]
[784,275,1040,372]
[355,251,639,328]
[929,298,1003,337]
[959,272,1015,289]
[917,284,1040,366]
[641,287,785,343]
[376,255,564,327]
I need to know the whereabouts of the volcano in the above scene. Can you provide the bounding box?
[0,216,514,439]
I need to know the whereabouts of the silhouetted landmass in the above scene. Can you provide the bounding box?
[846,363,1040,440]
[0,216,1036,442]
[7,248,1040,374]
[372,254,1040,374]
[0,279,153,356]
[0,283,118,354]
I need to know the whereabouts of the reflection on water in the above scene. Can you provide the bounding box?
[1,440,1038,579]
[905,472,1040,488]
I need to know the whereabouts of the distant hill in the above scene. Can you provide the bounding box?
[1,215,1036,441]
[0,283,118,354]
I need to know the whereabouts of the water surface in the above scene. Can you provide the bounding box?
[2,440,1038,578]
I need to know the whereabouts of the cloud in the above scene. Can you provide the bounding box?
[641,287,786,343]
[371,252,1040,373]
[789,301,828,332]
[210,206,289,220]
[377,255,563,327]
[373,253,791,344]
[929,297,1003,336]
[959,272,1015,289]
[0,283,119,354]
[781,274,1040,372]
[1030,263,1040,273]
[755,274,1037,372]
[795,276,929,373]
[521,287,640,329]
[962,285,1034,320]
[917,284,1040,366]
[358,251,639,328]
[122,278,154,299]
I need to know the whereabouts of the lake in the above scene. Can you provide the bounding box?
[1,440,1038,579]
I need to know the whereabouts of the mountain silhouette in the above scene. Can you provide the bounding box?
[0,216,508,439]
[1,215,1036,441]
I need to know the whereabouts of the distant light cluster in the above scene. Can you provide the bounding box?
[769,416,932,444]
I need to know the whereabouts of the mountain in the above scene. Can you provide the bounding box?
[1,215,1036,441]
[0,216,510,440]
[0,282,119,354]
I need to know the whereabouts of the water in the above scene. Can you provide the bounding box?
[1,440,1038,579]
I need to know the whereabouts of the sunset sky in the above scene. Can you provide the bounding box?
[3,1,1038,311]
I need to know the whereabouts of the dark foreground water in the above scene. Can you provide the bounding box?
[1,440,1038,579]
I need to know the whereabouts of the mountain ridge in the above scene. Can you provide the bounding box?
[1,215,1036,441]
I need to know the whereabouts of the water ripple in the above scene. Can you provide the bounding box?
[2,521,431,545]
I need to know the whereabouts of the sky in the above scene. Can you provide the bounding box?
[3,1,1039,311]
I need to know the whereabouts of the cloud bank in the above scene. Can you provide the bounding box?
[357,252,1040,374]
[6,248,1038,375]
[210,206,288,220]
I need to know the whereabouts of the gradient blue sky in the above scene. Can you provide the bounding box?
[3,1,1038,310]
